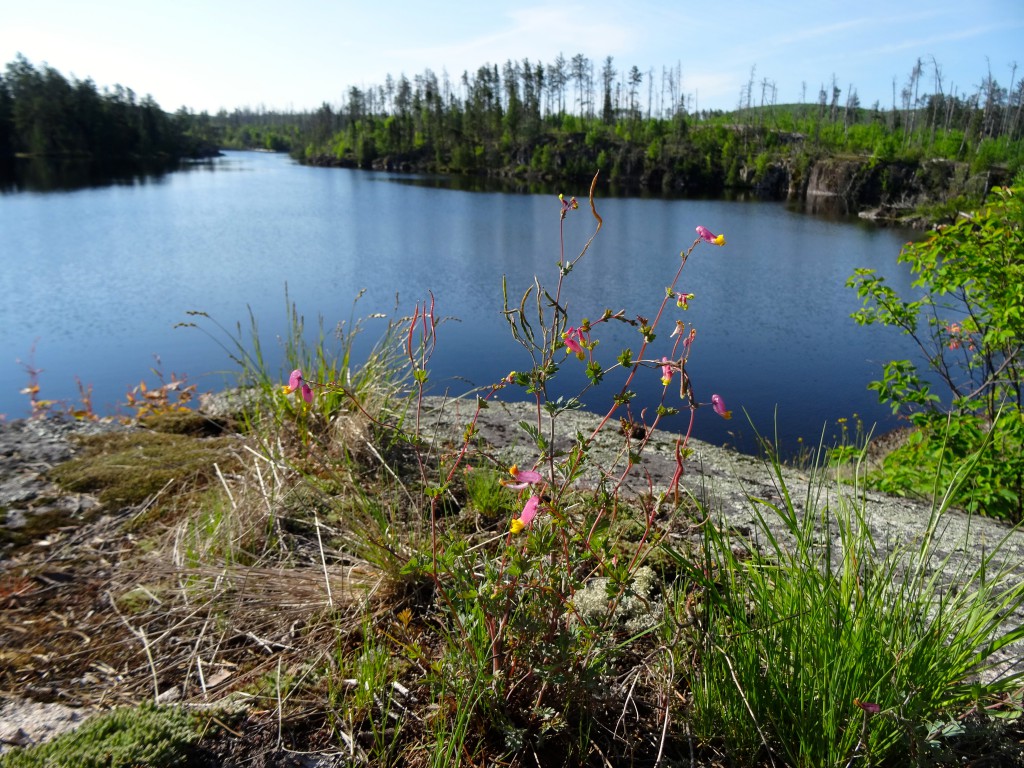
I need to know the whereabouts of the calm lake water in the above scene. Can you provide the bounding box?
[0,150,924,454]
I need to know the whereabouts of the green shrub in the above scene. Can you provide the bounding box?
[848,184,1024,520]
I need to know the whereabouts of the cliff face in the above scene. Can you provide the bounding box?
[765,157,1004,224]
[305,138,1004,227]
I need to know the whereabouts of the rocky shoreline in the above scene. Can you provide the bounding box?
[0,417,123,550]
[424,396,1024,678]
[2,400,1023,759]
[303,148,1006,229]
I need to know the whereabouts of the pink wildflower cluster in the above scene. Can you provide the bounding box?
[675,292,695,310]
[562,326,588,359]
[509,217,734,534]
[661,352,731,419]
[662,227,731,419]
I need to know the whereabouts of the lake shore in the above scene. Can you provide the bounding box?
[2,397,1023,762]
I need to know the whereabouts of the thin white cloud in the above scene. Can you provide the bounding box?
[766,8,952,48]
[865,24,1021,56]
[769,18,875,47]
[381,4,639,71]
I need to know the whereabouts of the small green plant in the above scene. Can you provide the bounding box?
[848,183,1024,520]
[427,671,486,768]
[0,704,199,768]
[178,286,408,439]
[825,412,870,467]
[461,465,513,519]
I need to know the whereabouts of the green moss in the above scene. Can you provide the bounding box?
[139,410,236,436]
[0,703,199,768]
[48,430,241,508]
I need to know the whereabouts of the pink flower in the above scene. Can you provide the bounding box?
[559,193,579,219]
[854,699,881,715]
[660,356,674,386]
[696,225,726,246]
[510,495,541,534]
[501,464,544,490]
[562,326,586,359]
[671,324,697,349]
[945,322,975,351]
[283,369,313,404]
[711,394,732,420]
[676,292,695,310]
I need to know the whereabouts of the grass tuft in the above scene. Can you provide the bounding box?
[669,443,1024,766]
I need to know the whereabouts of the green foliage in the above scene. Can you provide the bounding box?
[100,177,1022,766]
[462,467,513,518]
[669,449,1024,767]
[181,288,409,439]
[6,52,1021,200]
[872,410,1024,516]
[0,704,198,768]
[848,184,1024,519]
[972,138,1005,174]
[1,55,208,159]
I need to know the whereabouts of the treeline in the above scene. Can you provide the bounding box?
[186,107,301,154]
[188,54,1023,196]
[5,51,1022,199]
[0,54,213,160]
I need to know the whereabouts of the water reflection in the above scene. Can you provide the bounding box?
[0,150,925,458]
[387,172,800,205]
[0,155,220,194]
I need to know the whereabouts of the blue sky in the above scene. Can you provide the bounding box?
[3,0,1022,115]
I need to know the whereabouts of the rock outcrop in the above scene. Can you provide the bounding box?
[756,156,1007,225]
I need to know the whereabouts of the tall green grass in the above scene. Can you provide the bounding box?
[668,444,1024,766]
[181,287,410,428]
